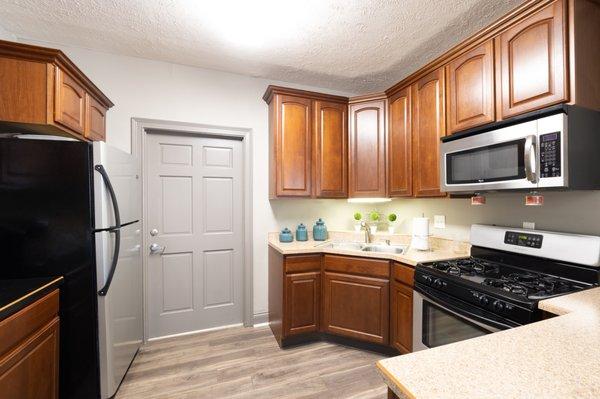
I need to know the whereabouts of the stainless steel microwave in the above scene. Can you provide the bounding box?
[440,105,600,193]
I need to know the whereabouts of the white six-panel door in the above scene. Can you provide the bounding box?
[146,132,244,338]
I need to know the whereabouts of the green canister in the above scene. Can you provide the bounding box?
[312,218,327,241]
[279,228,293,243]
[296,223,308,241]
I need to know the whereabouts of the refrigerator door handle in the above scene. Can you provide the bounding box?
[95,164,122,297]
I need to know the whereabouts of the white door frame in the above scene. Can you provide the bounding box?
[131,118,254,342]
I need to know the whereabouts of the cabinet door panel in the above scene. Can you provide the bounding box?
[314,101,348,198]
[388,87,412,197]
[284,272,320,336]
[275,95,312,196]
[412,68,446,197]
[349,100,386,197]
[391,282,413,354]
[322,272,389,344]
[499,0,567,118]
[85,94,107,141]
[54,67,85,135]
[447,40,495,133]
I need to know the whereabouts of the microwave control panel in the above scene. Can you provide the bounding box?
[540,132,561,178]
[504,231,543,248]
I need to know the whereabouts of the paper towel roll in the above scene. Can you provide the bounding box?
[412,217,430,251]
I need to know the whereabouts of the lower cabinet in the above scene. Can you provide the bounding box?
[391,262,414,354]
[322,271,389,345]
[284,271,320,336]
[0,290,60,399]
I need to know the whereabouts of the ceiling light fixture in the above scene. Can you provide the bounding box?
[347,198,392,204]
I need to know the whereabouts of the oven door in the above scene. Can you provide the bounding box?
[412,284,520,352]
[440,119,539,192]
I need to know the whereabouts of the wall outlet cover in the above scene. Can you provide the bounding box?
[434,215,446,229]
[523,221,536,230]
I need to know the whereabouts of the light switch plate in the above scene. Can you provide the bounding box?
[523,221,535,229]
[434,215,446,229]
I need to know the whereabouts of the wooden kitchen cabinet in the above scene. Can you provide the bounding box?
[411,68,446,197]
[313,100,348,197]
[388,86,412,197]
[264,86,349,199]
[0,290,60,399]
[446,40,495,133]
[0,40,113,141]
[284,272,320,336]
[391,262,415,354]
[497,0,567,119]
[348,95,387,198]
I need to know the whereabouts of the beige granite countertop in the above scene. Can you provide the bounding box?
[268,231,470,266]
[377,286,600,399]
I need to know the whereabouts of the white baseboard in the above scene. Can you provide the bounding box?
[253,311,269,325]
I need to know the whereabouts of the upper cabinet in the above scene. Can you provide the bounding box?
[348,95,387,198]
[497,0,567,119]
[264,86,348,199]
[388,87,412,197]
[446,40,495,133]
[0,40,113,141]
[412,68,446,197]
[313,100,348,198]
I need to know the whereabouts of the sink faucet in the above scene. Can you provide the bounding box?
[360,221,372,244]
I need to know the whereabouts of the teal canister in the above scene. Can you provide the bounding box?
[312,218,327,241]
[279,228,293,243]
[296,223,308,241]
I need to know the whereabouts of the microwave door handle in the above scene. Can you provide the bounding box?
[525,135,537,183]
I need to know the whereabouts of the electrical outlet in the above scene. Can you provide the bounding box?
[523,221,535,230]
[434,215,446,229]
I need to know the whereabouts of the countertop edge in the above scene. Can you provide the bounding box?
[0,276,64,320]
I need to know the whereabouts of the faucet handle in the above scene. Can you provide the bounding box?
[385,239,391,246]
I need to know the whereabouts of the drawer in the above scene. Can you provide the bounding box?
[285,254,321,273]
[323,255,389,278]
[0,290,59,357]
[393,262,415,286]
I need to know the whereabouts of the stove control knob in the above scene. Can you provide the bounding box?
[433,278,444,288]
[423,275,433,284]
[478,295,489,306]
[493,300,505,311]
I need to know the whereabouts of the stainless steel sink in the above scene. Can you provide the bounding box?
[361,244,407,254]
[321,242,365,251]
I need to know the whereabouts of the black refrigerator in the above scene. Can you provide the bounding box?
[0,136,143,399]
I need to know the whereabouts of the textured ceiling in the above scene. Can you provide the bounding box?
[0,0,525,93]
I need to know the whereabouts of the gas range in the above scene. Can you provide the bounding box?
[414,225,600,328]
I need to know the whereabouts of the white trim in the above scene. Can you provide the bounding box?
[147,323,244,342]
[131,117,254,343]
[253,311,269,325]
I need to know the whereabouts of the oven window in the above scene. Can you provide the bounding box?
[446,139,526,184]
[422,301,491,348]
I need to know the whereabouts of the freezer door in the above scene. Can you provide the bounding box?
[95,221,143,398]
[93,142,143,398]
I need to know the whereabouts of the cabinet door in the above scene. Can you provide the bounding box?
[349,100,386,197]
[273,94,312,197]
[85,94,107,141]
[446,40,495,134]
[322,271,389,345]
[498,0,567,118]
[54,67,86,135]
[391,282,413,354]
[313,100,348,198]
[0,317,59,399]
[412,68,446,197]
[284,272,320,337]
[388,87,412,197]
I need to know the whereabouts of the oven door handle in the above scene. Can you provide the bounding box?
[414,283,520,331]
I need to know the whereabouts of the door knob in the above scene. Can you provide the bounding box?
[149,243,166,255]
[150,229,159,236]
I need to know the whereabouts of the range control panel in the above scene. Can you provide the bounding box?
[540,132,561,178]
[504,231,543,248]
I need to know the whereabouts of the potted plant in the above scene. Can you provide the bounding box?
[388,213,398,234]
[369,211,380,234]
[353,212,362,232]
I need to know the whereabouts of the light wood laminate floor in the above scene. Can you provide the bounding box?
[116,325,388,399]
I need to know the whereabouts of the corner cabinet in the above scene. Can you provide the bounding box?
[348,95,387,198]
[497,0,567,119]
[0,40,113,141]
[264,86,349,199]
[411,68,446,197]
